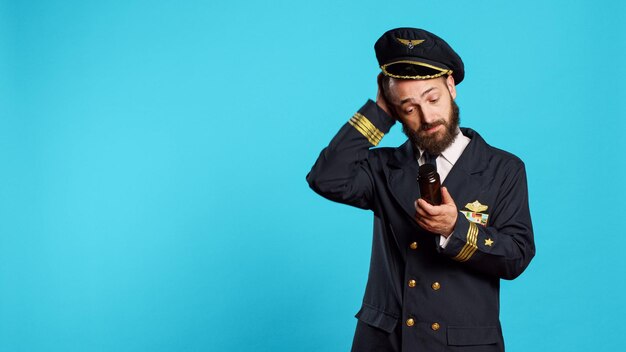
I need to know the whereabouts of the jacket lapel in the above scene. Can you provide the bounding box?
[442,128,490,207]
[386,140,421,221]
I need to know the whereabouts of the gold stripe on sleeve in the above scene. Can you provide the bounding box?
[348,112,384,146]
[452,222,479,262]
[353,113,384,141]
[349,114,383,145]
[349,119,376,145]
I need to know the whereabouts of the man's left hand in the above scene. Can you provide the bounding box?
[414,187,458,237]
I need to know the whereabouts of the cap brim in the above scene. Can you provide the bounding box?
[381,57,452,80]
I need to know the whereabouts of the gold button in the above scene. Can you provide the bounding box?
[409,242,418,250]
[406,318,415,327]
[431,322,440,331]
[431,282,441,290]
[408,279,416,288]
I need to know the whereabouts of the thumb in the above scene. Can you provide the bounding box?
[441,187,455,205]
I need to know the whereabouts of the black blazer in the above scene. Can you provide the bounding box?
[307,100,535,352]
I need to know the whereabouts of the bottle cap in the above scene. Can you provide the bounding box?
[418,163,437,178]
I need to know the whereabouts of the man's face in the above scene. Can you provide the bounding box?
[386,75,460,155]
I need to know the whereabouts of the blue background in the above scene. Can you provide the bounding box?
[1,0,625,351]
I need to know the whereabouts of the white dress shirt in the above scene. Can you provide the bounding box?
[416,128,471,247]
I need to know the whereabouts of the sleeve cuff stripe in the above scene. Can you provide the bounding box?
[349,119,380,146]
[354,113,384,140]
[348,113,384,146]
[452,222,479,262]
[349,114,383,145]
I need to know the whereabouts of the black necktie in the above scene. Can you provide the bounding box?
[423,152,438,171]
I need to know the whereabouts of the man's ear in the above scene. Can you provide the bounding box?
[446,74,457,100]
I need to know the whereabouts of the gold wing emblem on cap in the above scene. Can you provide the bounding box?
[465,200,488,213]
[396,38,425,49]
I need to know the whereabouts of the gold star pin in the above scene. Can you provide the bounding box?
[484,238,494,247]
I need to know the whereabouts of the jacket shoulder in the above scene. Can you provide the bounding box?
[486,145,525,169]
[467,128,525,171]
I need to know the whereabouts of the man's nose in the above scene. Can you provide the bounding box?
[420,108,438,125]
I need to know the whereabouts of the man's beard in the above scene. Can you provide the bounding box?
[402,100,460,156]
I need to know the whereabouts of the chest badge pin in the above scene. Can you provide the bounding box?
[465,200,488,212]
[461,200,489,226]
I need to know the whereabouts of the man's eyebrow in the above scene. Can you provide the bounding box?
[420,87,437,98]
[399,97,414,105]
[399,87,438,105]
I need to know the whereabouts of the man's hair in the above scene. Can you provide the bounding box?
[379,74,451,104]
[379,74,394,103]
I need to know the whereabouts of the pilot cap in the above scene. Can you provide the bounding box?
[375,27,464,84]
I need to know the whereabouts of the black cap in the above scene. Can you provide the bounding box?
[374,28,464,84]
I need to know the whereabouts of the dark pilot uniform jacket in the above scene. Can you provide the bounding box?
[306,100,535,352]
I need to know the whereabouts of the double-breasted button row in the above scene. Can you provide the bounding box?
[405,319,441,331]
[407,280,441,289]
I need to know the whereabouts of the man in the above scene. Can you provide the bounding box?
[306,28,535,352]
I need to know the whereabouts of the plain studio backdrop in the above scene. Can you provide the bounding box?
[1,1,625,351]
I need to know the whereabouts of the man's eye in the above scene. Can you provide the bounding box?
[405,108,414,114]
[430,99,439,104]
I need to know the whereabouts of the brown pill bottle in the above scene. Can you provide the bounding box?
[417,163,442,206]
